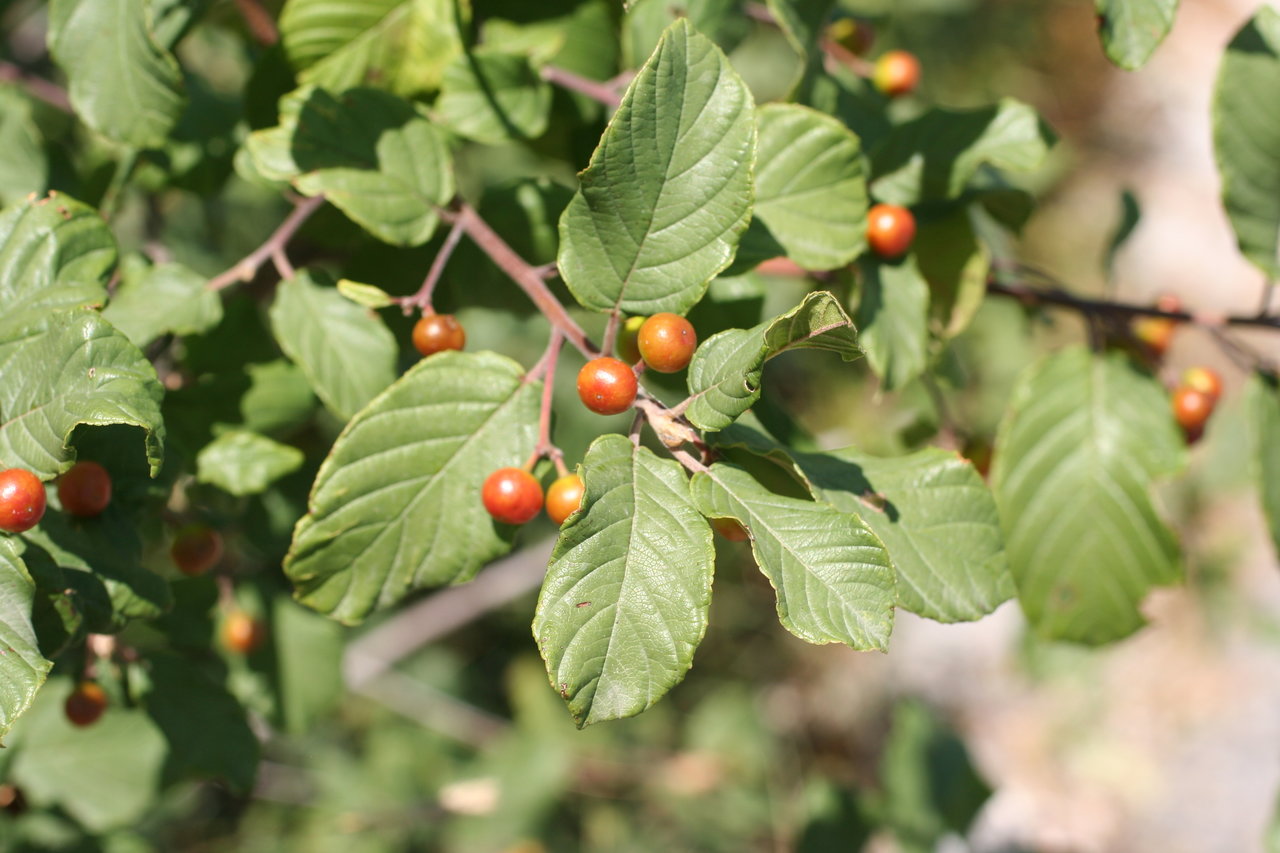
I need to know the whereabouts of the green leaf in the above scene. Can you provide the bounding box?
[625,0,748,66]
[246,87,454,246]
[143,653,259,792]
[691,463,894,649]
[9,678,167,832]
[685,291,860,431]
[534,434,714,727]
[766,0,836,73]
[915,212,990,340]
[285,351,540,624]
[240,360,317,436]
[1096,0,1179,70]
[0,89,49,207]
[0,312,165,478]
[0,539,52,741]
[197,430,305,496]
[753,104,867,270]
[1213,7,1280,278]
[278,0,468,97]
[47,0,186,148]
[0,193,116,340]
[870,99,1054,207]
[1247,372,1280,559]
[269,271,398,420]
[103,258,223,349]
[558,19,756,315]
[993,347,1183,644]
[1105,189,1141,278]
[337,278,395,309]
[435,50,552,145]
[853,257,931,391]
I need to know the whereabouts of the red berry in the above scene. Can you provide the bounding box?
[412,314,466,357]
[482,467,544,525]
[637,313,697,374]
[221,610,266,655]
[1173,385,1214,441]
[616,315,646,365]
[1181,367,1223,403]
[57,461,112,517]
[0,469,46,534]
[545,474,585,526]
[171,524,224,577]
[577,357,638,415]
[64,681,108,727]
[866,204,916,260]
[711,517,749,542]
[872,50,921,97]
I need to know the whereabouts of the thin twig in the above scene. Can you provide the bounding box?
[985,279,1280,330]
[601,309,622,358]
[233,0,280,45]
[540,65,622,107]
[668,446,710,475]
[0,59,72,113]
[207,196,325,291]
[524,332,565,472]
[401,216,466,314]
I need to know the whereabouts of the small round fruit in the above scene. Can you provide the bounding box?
[171,524,224,577]
[1181,367,1223,403]
[57,461,112,517]
[577,357,638,415]
[221,610,267,655]
[873,50,921,97]
[412,313,466,357]
[545,474,585,526]
[617,315,646,365]
[482,467,544,525]
[0,469,46,534]
[712,517,749,542]
[1173,386,1214,438]
[64,681,108,727]
[866,204,917,260]
[1132,295,1182,358]
[638,313,697,374]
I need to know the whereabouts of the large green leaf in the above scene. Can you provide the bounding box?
[278,0,468,97]
[47,0,186,148]
[0,312,165,478]
[915,211,990,340]
[196,429,305,497]
[558,19,756,315]
[534,434,714,727]
[1097,0,1179,70]
[285,351,540,624]
[246,87,454,246]
[1247,372,1280,559]
[0,193,116,340]
[685,291,860,431]
[1213,7,1280,278]
[625,0,747,66]
[102,257,223,349]
[435,50,552,145]
[691,463,894,649]
[9,678,167,832]
[853,257,931,392]
[870,99,1054,207]
[0,89,48,207]
[269,271,397,420]
[753,104,867,270]
[0,538,51,741]
[993,348,1183,644]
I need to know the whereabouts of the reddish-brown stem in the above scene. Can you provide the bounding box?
[233,0,280,45]
[822,38,874,77]
[668,446,710,475]
[208,196,325,291]
[445,203,596,358]
[401,216,466,315]
[523,332,566,472]
[271,245,296,281]
[0,60,72,113]
[541,65,623,108]
[602,309,622,358]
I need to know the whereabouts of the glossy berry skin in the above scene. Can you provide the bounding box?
[57,461,112,517]
[616,315,646,365]
[866,204,917,260]
[577,357,638,415]
[0,469,46,534]
[545,474,585,526]
[64,681,108,727]
[171,524,224,577]
[1181,367,1223,403]
[412,314,466,357]
[638,313,697,374]
[711,517,749,542]
[1173,386,1214,440]
[482,468,544,525]
[872,50,921,97]
[221,610,267,655]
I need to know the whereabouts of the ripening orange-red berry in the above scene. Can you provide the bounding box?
[577,357,638,415]
[64,681,108,727]
[0,469,46,534]
[866,204,917,260]
[412,314,466,357]
[637,313,697,374]
[482,467,544,525]
[171,524,224,577]
[872,50,921,97]
[545,474,585,526]
[221,610,267,655]
[57,461,112,517]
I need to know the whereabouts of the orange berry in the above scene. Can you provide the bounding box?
[545,474,585,526]
[482,467,544,525]
[57,461,112,517]
[64,681,108,727]
[637,313,697,374]
[412,314,466,357]
[577,357,638,415]
[866,204,917,260]
[171,524,224,577]
[872,50,921,97]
